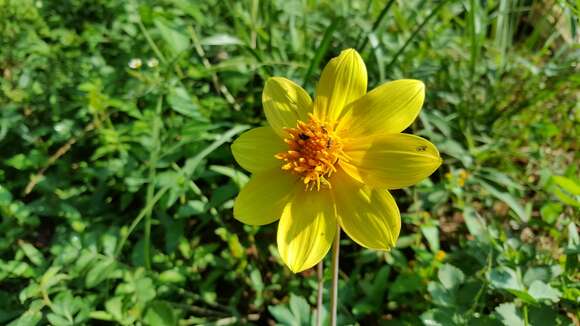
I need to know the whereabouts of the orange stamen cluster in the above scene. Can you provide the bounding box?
[275,115,343,191]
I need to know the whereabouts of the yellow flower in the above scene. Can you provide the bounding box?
[231,49,442,273]
[435,250,446,262]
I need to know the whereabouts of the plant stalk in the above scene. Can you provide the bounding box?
[143,96,163,269]
[329,225,341,326]
[316,261,324,326]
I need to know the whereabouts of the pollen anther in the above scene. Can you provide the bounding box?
[276,115,343,191]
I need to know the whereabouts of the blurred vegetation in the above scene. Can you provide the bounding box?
[0,0,579,325]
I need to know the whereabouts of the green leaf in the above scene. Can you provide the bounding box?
[527,281,561,303]
[46,313,71,326]
[428,282,455,307]
[268,305,295,325]
[421,225,440,253]
[495,302,524,326]
[528,306,558,325]
[0,185,13,205]
[523,266,551,287]
[420,308,457,326]
[153,19,190,56]
[488,267,525,291]
[438,264,465,290]
[389,274,423,299]
[479,180,529,222]
[289,294,311,326]
[566,223,579,272]
[18,242,44,266]
[551,176,580,195]
[158,269,186,284]
[167,87,203,119]
[463,205,486,237]
[200,34,243,46]
[144,301,177,326]
[7,306,42,326]
[85,258,116,288]
[105,297,124,322]
[135,277,157,304]
[249,269,264,301]
[539,202,562,224]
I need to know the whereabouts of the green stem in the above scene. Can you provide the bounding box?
[143,96,163,269]
[329,225,340,326]
[114,186,169,258]
[523,304,529,326]
[316,262,323,326]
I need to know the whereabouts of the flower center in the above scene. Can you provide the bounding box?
[275,115,343,191]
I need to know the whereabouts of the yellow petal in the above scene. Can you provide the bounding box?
[337,79,425,137]
[331,170,400,249]
[234,169,298,225]
[313,49,367,124]
[231,127,286,173]
[277,188,337,273]
[340,133,442,189]
[263,77,312,137]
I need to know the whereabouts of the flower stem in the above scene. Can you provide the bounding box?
[316,261,323,326]
[330,225,341,326]
[143,95,163,270]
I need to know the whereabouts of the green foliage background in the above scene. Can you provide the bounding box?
[0,0,578,325]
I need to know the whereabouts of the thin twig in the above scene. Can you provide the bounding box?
[23,120,97,196]
[329,225,341,326]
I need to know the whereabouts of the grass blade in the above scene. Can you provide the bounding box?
[384,0,449,73]
[357,0,397,52]
[302,18,342,87]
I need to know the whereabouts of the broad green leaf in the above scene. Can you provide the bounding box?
[268,305,295,325]
[420,308,457,326]
[201,34,243,46]
[18,242,44,266]
[523,266,551,287]
[135,277,157,304]
[289,294,311,326]
[528,306,559,325]
[421,225,440,253]
[144,301,177,326]
[527,281,561,302]
[540,202,562,224]
[153,19,190,56]
[463,205,486,237]
[389,274,423,299]
[85,258,116,288]
[158,269,186,284]
[0,185,13,205]
[479,180,529,222]
[105,297,124,322]
[552,176,580,195]
[167,87,204,119]
[495,302,524,326]
[427,282,454,307]
[488,267,524,292]
[438,264,465,290]
[46,313,71,326]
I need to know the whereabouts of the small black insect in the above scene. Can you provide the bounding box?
[326,137,333,149]
[416,145,427,152]
[299,133,310,140]
[321,126,328,134]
